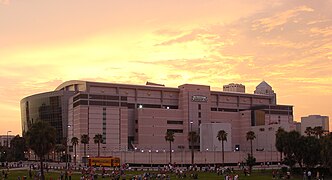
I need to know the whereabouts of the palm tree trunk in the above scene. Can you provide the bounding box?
[84,144,86,157]
[169,141,172,163]
[250,140,253,156]
[74,144,77,165]
[40,156,45,180]
[222,141,225,167]
[98,143,100,157]
[191,146,194,166]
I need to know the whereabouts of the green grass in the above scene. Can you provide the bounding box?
[2,169,303,180]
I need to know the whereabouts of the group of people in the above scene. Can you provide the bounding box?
[303,170,324,180]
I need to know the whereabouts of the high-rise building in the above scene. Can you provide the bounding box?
[301,115,329,135]
[254,81,277,104]
[223,83,245,93]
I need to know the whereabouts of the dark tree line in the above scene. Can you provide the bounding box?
[0,135,27,162]
[276,127,332,172]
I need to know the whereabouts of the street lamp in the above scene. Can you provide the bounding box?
[6,131,11,148]
[205,148,208,165]
[66,125,71,169]
[190,121,194,166]
[134,147,137,164]
[148,150,152,167]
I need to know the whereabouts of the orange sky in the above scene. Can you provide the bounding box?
[0,0,331,135]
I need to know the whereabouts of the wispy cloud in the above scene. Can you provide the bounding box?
[252,6,314,32]
[0,0,10,5]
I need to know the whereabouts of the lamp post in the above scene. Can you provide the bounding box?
[148,150,152,168]
[134,147,137,164]
[205,148,208,165]
[189,121,194,166]
[6,131,11,148]
[213,145,217,167]
[66,125,71,169]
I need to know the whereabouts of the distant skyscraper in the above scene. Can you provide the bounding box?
[254,81,276,104]
[301,115,329,135]
[223,83,245,93]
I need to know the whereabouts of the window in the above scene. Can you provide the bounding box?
[167,129,183,133]
[198,112,201,118]
[167,120,183,125]
[198,104,201,110]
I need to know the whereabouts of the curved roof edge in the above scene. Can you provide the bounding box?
[20,90,67,103]
[54,80,87,91]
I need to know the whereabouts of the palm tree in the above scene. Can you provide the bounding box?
[313,126,325,139]
[275,127,286,162]
[217,130,228,167]
[81,134,90,159]
[305,127,314,137]
[165,131,175,163]
[54,144,66,162]
[188,131,199,165]
[93,134,103,157]
[25,121,56,180]
[71,137,79,165]
[246,131,256,156]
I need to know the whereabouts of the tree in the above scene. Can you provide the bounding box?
[188,131,199,165]
[245,153,256,173]
[93,134,103,157]
[305,127,314,137]
[81,134,90,159]
[217,130,227,167]
[275,127,286,162]
[165,131,175,163]
[312,126,325,139]
[302,136,321,168]
[71,137,79,165]
[0,146,9,162]
[54,144,66,162]
[246,131,256,156]
[320,132,332,173]
[25,121,56,180]
[283,131,303,169]
[10,135,27,161]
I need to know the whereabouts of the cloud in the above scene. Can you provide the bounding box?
[0,0,10,5]
[309,27,332,37]
[252,6,314,32]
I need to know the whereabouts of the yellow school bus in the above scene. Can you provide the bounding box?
[88,157,120,167]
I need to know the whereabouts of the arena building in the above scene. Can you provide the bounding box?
[21,80,295,164]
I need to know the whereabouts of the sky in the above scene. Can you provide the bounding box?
[0,0,331,135]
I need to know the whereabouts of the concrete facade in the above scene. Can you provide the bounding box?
[223,83,245,93]
[0,135,15,148]
[22,80,295,164]
[300,115,329,135]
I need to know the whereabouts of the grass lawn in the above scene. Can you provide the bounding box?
[3,169,303,180]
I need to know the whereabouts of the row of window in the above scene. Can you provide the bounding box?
[73,100,179,110]
[102,108,107,144]
[211,108,238,112]
[73,94,127,102]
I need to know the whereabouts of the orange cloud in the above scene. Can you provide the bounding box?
[252,6,314,32]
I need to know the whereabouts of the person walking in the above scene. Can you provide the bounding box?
[307,170,312,180]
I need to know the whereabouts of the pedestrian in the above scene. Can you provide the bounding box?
[272,170,276,179]
[307,170,312,180]
[316,171,320,180]
[286,171,290,179]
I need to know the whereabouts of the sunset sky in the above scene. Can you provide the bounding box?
[1,0,331,135]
